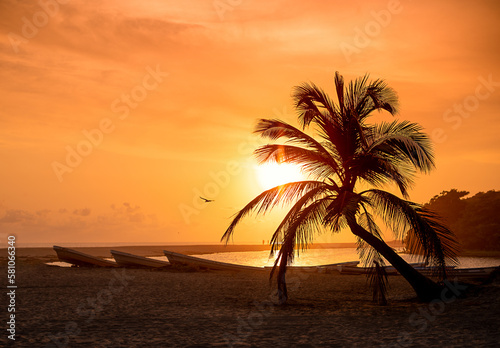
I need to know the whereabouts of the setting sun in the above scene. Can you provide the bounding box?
[255,162,305,190]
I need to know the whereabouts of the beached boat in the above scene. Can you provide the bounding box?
[421,266,498,282]
[111,250,170,268]
[338,265,375,275]
[339,263,498,282]
[264,261,360,273]
[163,250,266,272]
[53,245,119,267]
[338,263,427,275]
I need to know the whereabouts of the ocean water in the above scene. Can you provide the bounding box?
[191,248,500,269]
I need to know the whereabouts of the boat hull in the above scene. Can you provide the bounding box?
[339,263,498,282]
[163,250,265,272]
[53,246,118,267]
[111,250,170,268]
[265,261,360,273]
[421,266,498,282]
[338,263,427,275]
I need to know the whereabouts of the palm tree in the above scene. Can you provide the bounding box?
[222,72,459,303]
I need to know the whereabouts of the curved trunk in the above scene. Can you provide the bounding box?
[348,221,443,301]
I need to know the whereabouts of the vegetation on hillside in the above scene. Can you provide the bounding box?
[423,189,500,251]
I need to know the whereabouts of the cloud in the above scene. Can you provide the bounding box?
[73,208,91,216]
[0,202,171,243]
[0,209,35,223]
[111,202,144,223]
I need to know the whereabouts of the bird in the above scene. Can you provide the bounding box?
[200,197,214,203]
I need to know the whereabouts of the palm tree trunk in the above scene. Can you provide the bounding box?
[348,221,443,301]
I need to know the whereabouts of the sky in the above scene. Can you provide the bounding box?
[1,0,499,246]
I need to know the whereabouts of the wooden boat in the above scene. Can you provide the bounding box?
[339,263,498,282]
[338,263,427,275]
[163,250,266,272]
[264,261,360,273]
[53,245,119,267]
[337,265,373,275]
[421,266,498,282]
[110,250,170,268]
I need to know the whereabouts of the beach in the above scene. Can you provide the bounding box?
[1,246,499,347]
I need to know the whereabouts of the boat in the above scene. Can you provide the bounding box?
[163,250,266,272]
[111,250,170,268]
[338,262,427,275]
[338,263,498,282]
[422,266,498,282]
[53,245,119,267]
[337,265,373,275]
[264,261,360,273]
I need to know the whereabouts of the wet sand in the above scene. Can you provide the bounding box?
[1,247,499,347]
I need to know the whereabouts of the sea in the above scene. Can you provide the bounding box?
[181,248,500,269]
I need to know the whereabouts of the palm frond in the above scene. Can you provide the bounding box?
[357,77,399,119]
[404,207,461,277]
[221,181,325,243]
[292,82,340,129]
[254,144,341,180]
[323,191,367,228]
[349,152,415,198]
[358,209,384,241]
[270,197,332,257]
[334,72,345,115]
[368,260,389,305]
[362,189,459,276]
[363,79,400,117]
[268,187,333,256]
[254,118,335,159]
[270,198,332,303]
[356,236,389,305]
[366,120,435,174]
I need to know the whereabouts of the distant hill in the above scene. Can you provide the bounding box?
[423,189,500,252]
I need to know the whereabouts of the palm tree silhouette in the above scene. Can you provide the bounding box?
[222,72,458,303]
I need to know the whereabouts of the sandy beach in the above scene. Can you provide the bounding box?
[1,246,499,347]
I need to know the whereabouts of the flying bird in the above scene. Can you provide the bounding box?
[200,197,214,203]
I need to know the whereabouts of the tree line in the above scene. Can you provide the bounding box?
[424,189,500,251]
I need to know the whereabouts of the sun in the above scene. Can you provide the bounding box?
[255,162,305,190]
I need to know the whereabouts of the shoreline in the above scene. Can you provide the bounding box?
[3,240,499,260]
[0,241,403,262]
[2,241,499,264]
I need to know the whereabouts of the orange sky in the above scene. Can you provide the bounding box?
[1,0,499,245]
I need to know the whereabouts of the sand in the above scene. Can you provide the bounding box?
[1,246,499,347]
